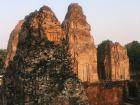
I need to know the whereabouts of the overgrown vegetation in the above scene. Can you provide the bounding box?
[97,40,112,80]
[0,49,7,71]
[125,41,140,73]
[4,38,88,105]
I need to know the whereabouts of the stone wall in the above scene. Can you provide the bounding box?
[86,84,123,105]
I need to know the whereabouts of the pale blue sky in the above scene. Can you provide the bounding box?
[1,0,140,48]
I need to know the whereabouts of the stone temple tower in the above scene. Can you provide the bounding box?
[62,3,98,82]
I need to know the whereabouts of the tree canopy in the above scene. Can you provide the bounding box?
[125,41,140,73]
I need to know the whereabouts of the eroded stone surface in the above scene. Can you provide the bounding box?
[98,40,130,80]
[4,20,24,68]
[62,3,98,83]
[86,85,123,105]
[4,5,89,105]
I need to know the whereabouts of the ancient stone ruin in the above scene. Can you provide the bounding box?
[0,3,131,105]
[4,20,24,68]
[62,3,98,83]
[3,6,89,105]
[5,3,99,83]
[97,40,130,80]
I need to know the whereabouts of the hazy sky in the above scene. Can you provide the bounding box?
[0,0,140,49]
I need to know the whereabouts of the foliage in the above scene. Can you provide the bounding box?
[97,40,112,80]
[125,41,140,73]
[0,49,7,71]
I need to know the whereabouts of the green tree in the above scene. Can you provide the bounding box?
[125,41,140,73]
